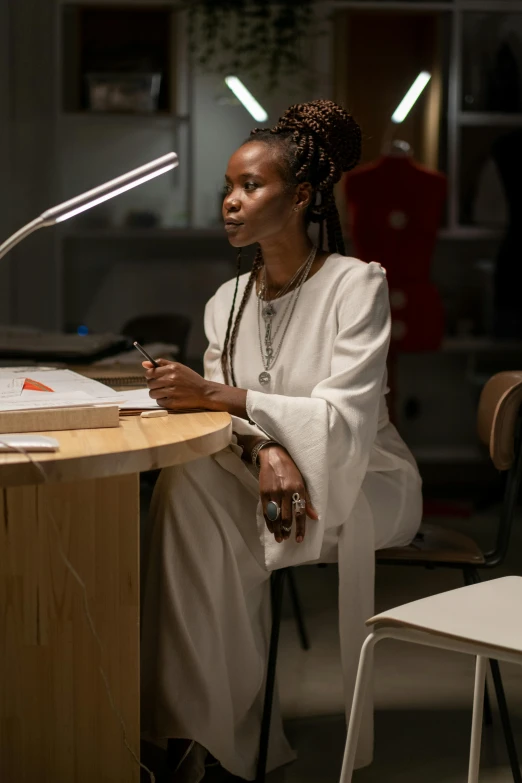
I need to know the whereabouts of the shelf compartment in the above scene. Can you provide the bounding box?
[61,4,177,114]
[459,112,522,127]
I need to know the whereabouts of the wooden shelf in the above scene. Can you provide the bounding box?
[61,227,226,241]
[459,112,522,128]
[59,111,187,127]
[438,226,503,240]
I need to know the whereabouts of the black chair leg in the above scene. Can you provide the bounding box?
[469,568,522,782]
[287,568,310,651]
[256,569,287,783]
[489,659,522,783]
[483,674,494,727]
[462,568,493,726]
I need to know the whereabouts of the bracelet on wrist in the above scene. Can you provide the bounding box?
[251,439,279,471]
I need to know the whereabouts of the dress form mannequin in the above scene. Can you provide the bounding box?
[344,142,447,352]
[490,129,522,338]
[344,142,447,418]
[344,141,447,289]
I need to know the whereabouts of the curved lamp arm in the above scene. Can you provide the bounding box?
[0,152,178,263]
[0,218,45,262]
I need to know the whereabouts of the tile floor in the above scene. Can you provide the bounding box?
[272,505,522,781]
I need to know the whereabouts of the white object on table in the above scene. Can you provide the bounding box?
[0,434,60,452]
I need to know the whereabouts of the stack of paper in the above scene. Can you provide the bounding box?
[0,368,123,412]
[0,367,197,417]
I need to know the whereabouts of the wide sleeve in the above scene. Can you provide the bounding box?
[246,261,390,567]
[203,294,266,441]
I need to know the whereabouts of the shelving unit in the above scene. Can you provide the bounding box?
[56,1,191,229]
[335,0,522,235]
[53,0,522,242]
[53,1,193,330]
[451,0,522,230]
[335,1,522,470]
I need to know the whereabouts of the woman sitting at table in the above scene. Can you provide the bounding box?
[140,99,422,782]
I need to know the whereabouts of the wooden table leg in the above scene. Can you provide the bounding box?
[0,473,140,783]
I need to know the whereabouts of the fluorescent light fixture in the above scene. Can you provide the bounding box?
[0,152,178,261]
[225,76,268,122]
[391,72,431,124]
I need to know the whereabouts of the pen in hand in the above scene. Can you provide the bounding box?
[133,341,159,369]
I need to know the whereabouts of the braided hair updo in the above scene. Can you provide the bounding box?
[221,99,361,386]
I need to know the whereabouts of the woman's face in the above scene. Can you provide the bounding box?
[223,142,305,247]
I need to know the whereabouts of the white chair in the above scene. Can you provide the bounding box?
[339,576,522,783]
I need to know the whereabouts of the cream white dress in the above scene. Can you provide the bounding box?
[140,254,422,780]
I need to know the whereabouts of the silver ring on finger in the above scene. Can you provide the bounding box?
[281,524,292,534]
[266,500,281,523]
[292,492,306,515]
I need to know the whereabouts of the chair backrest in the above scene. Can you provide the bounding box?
[122,314,192,365]
[476,371,522,567]
[477,371,522,471]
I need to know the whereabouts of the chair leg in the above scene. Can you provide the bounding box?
[468,656,487,783]
[256,569,287,783]
[469,568,522,783]
[339,633,377,783]
[489,659,522,783]
[463,568,493,726]
[287,568,310,651]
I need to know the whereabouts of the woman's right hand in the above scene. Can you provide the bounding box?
[258,445,318,544]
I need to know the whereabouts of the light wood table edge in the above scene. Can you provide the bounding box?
[0,412,232,488]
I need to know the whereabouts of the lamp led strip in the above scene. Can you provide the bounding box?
[0,152,178,262]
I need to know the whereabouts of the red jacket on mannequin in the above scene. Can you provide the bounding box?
[344,151,447,352]
[344,153,446,287]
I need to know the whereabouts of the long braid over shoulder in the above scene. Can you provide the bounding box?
[221,247,264,386]
[222,99,361,386]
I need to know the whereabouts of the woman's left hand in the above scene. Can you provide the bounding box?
[143,359,210,410]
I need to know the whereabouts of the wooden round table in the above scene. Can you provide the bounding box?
[0,412,231,783]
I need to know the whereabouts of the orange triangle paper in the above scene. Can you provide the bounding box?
[23,378,54,392]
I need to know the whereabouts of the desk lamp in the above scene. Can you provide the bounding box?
[0,152,178,261]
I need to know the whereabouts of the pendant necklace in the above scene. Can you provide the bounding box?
[257,246,317,386]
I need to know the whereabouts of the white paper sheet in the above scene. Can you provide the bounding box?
[18,390,124,406]
[0,368,123,412]
[0,378,25,399]
[118,388,159,410]
[19,369,120,399]
[0,397,107,412]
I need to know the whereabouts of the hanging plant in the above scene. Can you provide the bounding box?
[186,0,316,90]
